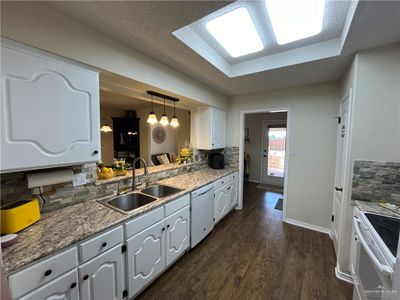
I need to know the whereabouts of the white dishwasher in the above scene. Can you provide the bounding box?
[190,183,215,248]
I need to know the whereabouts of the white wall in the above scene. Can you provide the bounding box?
[1,1,227,109]
[227,82,340,230]
[244,112,287,182]
[136,106,190,164]
[338,44,400,274]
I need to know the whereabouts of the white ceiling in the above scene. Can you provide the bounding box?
[49,1,400,96]
[100,90,153,110]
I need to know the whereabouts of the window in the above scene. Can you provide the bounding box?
[206,7,264,58]
[265,0,325,45]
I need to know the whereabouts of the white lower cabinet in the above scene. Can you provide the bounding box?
[126,219,166,299]
[214,185,229,224]
[19,269,79,300]
[214,173,239,224]
[78,244,124,300]
[165,206,190,267]
[228,180,238,209]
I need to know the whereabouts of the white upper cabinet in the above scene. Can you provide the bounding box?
[0,39,100,173]
[196,107,226,150]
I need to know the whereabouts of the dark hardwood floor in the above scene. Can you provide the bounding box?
[137,182,353,300]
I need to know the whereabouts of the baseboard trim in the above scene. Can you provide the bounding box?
[284,218,331,235]
[248,179,261,183]
[335,265,354,284]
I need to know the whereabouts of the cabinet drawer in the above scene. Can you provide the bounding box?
[164,194,190,216]
[8,247,78,299]
[79,226,123,263]
[18,269,79,300]
[214,172,237,190]
[125,206,164,238]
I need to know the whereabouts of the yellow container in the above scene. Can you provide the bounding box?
[1,198,41,234]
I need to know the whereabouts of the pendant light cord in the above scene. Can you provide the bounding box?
[163,97,166,114]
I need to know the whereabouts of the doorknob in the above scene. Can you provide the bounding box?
[263,155,267,157]
[335,187,343,192]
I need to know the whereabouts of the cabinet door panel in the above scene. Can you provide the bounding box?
[126,220,165,298]
[165,206,190,267]
[1,42,100,172]
[19,269,79,300]
[227,180,238,210]
[211,109,226,149]
[79,245,124,300]
[214,186,228,224]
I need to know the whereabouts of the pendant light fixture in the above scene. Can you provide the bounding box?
[100,118,113,133]
[159,97,169,126]
[146,95,158,124]
[146,91,179,127]
[170,99,179,128]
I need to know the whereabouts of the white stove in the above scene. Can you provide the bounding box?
[351,211,400,300]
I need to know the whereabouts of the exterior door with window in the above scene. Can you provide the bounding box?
[262,124,287,186]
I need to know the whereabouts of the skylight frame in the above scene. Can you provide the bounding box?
[205,7,264,58]
[265,0,326,45]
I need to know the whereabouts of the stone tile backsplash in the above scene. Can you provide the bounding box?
[1,147,238,212]
[1,162,206,212]
[352,160,400,205]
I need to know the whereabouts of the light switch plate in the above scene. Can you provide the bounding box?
[73,173,87,187]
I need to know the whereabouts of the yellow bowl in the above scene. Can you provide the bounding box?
[98,172,114,179]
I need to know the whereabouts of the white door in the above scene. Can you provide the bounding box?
[126,220,166,298]
[79,245,124,300]
[211,109,226,149]
[0,41,100,173]
[261,124,287,186]
[165,206,190,267]
[332,94,350,254]
[19,269,79,300]
[214,186,228,224]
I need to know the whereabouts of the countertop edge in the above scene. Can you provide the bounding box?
[2,167,238,275]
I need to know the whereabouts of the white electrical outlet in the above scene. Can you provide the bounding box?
[73,173,87,187]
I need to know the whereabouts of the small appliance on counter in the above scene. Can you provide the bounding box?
[208,152,225,169]
[1,198,41,234]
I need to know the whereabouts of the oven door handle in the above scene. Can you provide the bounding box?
[353,219,393,276]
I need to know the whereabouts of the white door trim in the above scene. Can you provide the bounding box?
[260,120,287,186]
[331,89,353,254]
[335,88,355,272]
[238,107,292,222]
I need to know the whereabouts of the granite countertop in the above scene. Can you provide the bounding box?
[2,167,238,274]
[352,200,400,218]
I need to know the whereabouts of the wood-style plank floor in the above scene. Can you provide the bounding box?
[137,182,353,300]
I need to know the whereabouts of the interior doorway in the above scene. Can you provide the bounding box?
[238,108,291,222]
[261,123,287,186]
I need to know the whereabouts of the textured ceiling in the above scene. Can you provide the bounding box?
[48,1,400,96]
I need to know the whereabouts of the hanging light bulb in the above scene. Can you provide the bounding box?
[100,118,113,133]
[159,97,169,126]
[170,100,179,128]
[147,95,158,124]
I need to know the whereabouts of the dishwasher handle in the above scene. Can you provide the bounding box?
[192,184,214,198]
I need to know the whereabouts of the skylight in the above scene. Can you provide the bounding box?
[265,0,325,45]
[206,7,264,58]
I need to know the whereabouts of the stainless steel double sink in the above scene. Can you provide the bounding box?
[98,184,183,214]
